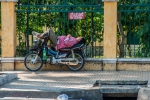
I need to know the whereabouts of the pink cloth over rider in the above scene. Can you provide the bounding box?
[56,36,78,50]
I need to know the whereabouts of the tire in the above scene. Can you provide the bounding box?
[67,52,84,71]
[24,52,43,71]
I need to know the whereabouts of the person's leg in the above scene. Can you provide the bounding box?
[32,30,49,37]
[39,30,49,37]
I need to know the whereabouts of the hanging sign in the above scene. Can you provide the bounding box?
[68,12,85,20]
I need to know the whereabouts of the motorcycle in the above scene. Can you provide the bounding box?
[24,32,86,71]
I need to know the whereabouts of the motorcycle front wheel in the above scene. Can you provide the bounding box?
[24,53,43,71]
[67,52,84,71]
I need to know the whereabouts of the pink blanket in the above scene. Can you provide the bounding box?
[56,36,77,50]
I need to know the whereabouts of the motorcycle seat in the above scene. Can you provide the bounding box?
[59,38,86,52]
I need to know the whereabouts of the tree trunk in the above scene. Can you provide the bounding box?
[117,13,125,58]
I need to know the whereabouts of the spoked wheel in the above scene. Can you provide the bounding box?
[67,52,84,71]
[24,53,43,71]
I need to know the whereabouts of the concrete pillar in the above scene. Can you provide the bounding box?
[102,0,118,71]
[0,0,18,71]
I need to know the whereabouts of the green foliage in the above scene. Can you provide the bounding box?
[16,0,104,57]
[118,0,150,58]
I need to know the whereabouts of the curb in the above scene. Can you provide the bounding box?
[0,73,18,85]
[0,88,102,100]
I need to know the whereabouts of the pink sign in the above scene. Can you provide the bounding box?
[68,12,85,20]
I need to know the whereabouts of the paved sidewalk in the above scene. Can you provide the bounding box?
[0,71,150,99]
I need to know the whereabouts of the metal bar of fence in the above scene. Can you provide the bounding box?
[119,4,150,7]
[16,5,102,7]
[15,10,103,13]
[119,10,150,12]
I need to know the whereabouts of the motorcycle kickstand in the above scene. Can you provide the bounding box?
[59,65,63,72]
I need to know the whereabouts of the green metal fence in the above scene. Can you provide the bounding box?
[118,0,150,58]
[15,0,104,58]
[0,4,1,57]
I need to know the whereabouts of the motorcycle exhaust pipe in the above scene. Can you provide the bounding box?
[58,58,78,65]
[51,57,78,65]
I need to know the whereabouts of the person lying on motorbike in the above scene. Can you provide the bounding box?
[33,29,85,50]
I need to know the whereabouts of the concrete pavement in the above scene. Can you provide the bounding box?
[0,71,150,99]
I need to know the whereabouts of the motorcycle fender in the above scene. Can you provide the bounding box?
[30,48,42,55]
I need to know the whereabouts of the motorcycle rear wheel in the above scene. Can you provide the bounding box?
[67,52,84,71]
[24,52,43,71]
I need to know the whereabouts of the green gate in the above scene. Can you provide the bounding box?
[118,0,150,58]
[15,0,104,58]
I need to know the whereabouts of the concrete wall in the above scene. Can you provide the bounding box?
[14,58,103,71]
[1,58,150,71]
[117,59,150,71]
